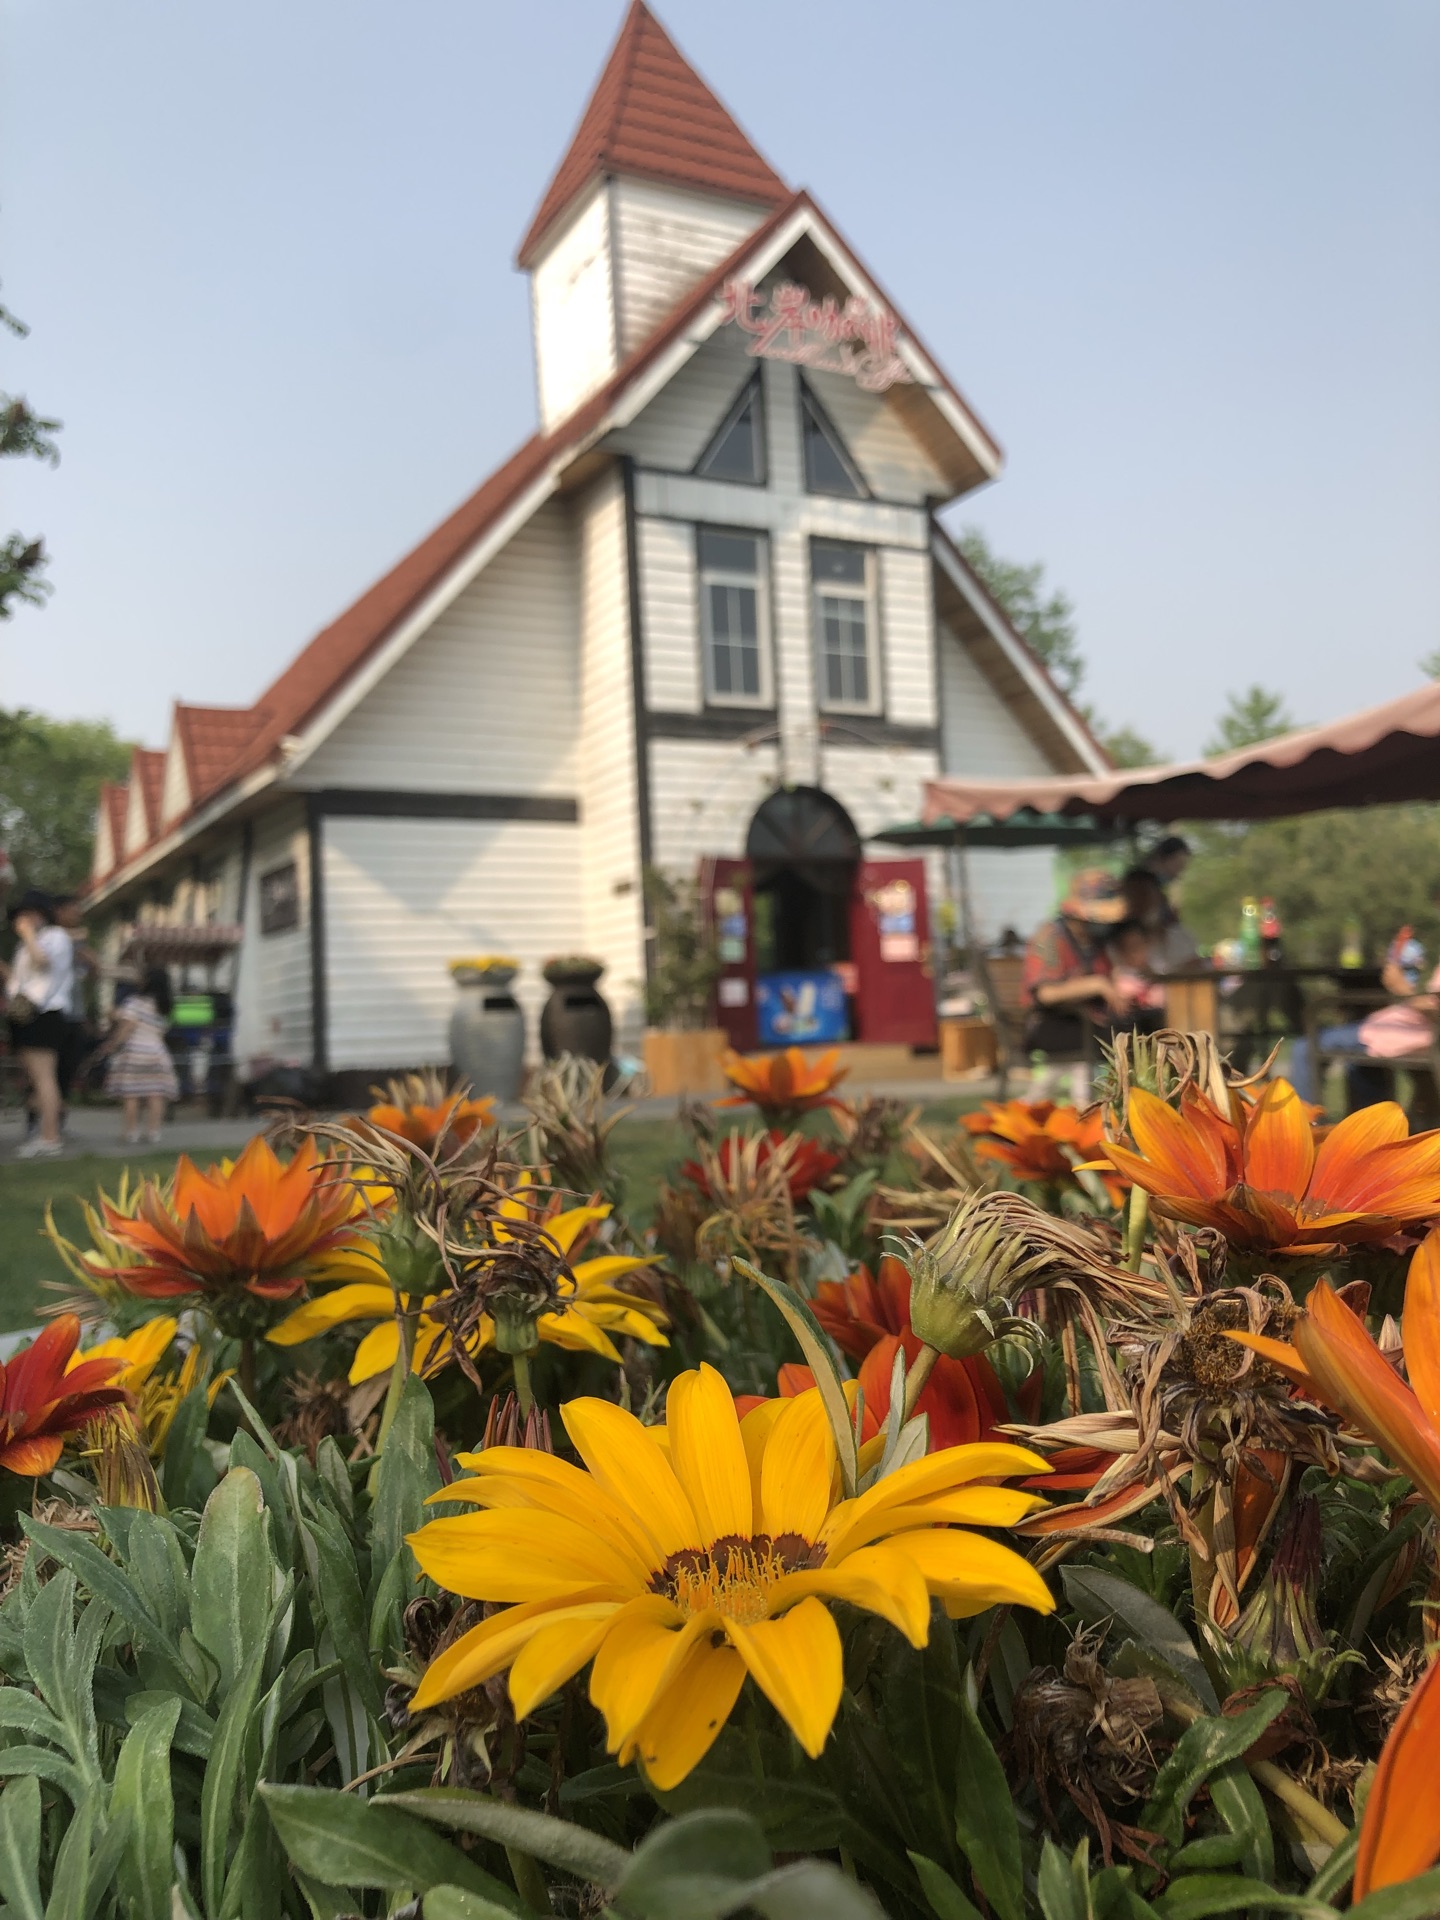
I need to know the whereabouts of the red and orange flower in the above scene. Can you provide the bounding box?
[808,1256,1008,1451]
[0,1317,127,1476]
[964,1098,1121,1201]
[717,1047,849,1120]
[681,1130,840,1205]
[100,1136,381,1307]
[1103,1078,1440,1254]
[343,1071,495,1156]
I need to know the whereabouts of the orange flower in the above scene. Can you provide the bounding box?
[1228,1228,1440,1515]
[808,1256,1008,1451]
[1355,1654,1440,1897]
[1103,1079,1440,1254]
[344,1072,495,1156]
[0,1317,127,1476]
[964,1098,1121,1199]
[717,1047,848,1119]
[100,1136,381,1306]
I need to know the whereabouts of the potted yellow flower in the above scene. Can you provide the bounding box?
[448,955,525,1103]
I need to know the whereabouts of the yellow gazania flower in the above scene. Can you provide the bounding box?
[407,1364,1054,1788]
[72,1315,228,1460]
[266,1200,667,1383]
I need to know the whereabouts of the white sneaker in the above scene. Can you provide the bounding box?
[144,1131,161,1145]
[16,1137,64,1160]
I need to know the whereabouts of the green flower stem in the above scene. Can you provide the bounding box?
[374,1304,417,1462]
[1124,1183,1149,1271]
[506,1844,553,1915]
[902,1343,940,1422]
[1164,1690,1348,1850]
[513,1350,535,1420]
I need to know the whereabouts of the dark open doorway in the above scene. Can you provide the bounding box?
[746,786,862,973]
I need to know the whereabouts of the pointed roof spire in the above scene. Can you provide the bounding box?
[517,2,789,266]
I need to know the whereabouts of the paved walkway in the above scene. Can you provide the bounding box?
[0,1074,995,1162]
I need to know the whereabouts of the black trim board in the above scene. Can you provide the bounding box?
[646,708,778,742]
[623,457,657,985]
[818,716,940,750]
[307,790,579,822]
[305,795,328,1076]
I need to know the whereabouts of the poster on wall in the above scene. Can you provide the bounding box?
[873,876,920,962]
[755,970,849,1047]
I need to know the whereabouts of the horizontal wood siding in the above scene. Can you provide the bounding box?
[576,470,646,1048]
[232,801,313,1075]
[531,187,618,430]
[938,622,1056,777]
[879,548,935,726]
[610,323,757,472]
[632,470,929,548]
[300,503,579,795]
[610,180,763,358]
[815,741,940,840]
[805,366,949,505]
[648,737,780,873]
[321,815,580,1070]
[636,516,701,712]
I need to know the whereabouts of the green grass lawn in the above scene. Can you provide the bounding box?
[0,1093,986,1336]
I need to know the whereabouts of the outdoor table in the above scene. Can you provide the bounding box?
[1162,964,1383,1068]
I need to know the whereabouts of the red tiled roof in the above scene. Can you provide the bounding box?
[174,704,269,807]
[517,1,789,267]
[131,749,166,838]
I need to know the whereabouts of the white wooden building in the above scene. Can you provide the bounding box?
[86,1,1107,1094]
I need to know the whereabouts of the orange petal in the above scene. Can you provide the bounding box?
[1355,1653,1440,1896]
[1404,1228,1440,1431]
[1014,1476,1164,1536]
[1295,1282,1440,1514]
[1241,1079,1314,1201]
[1309,1101,1412,1208]
[1125,1089,1229,1198]
[1223,1330,1315,1393]
[0,1435,64,1476]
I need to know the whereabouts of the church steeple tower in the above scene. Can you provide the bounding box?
[520,3,791,429]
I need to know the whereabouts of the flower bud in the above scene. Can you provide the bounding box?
[903,1192,1066,1359]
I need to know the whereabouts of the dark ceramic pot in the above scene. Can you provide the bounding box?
[539,962,612,1064]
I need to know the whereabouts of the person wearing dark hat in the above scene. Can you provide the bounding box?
[5,889,73,1159]
[1021,868,1132,1056]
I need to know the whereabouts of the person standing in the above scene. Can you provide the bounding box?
[5,890,74,1159]
[51,894,96,1118]
[97,965,179,1144]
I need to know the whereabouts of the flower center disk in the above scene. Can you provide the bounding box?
[656,1534,821,1626]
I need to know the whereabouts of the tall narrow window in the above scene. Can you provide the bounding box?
[698,528,768,705]
[696,377,766,484]
[812,540,878,712]
[800,382,866,498]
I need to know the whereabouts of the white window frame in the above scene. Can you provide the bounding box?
[697,526,773,710]
[812,540,882,716]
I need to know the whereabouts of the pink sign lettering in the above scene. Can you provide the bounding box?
[716,278,913,392]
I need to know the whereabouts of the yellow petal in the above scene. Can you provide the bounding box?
[543,1205,612,1257]
[589,1594,705,1749]
[410,1594,617,1711]
[571,1254,663,1287]
[407,1509,644,1603]
[666,1362,752,1544]
[430,1466,660,1581]
[726,1597,843,1759]
[268,1283,395,1346]
[348,1318,401,1385]
[624,1637,746,1790]
[820,1442,1052,1560]
[561,1396,701,1557]
[769,1542,932,1647]
[537,1312,623,1362]
[884,1528,1056,1618]
[509,1610,619,1720]
[862,1487,1049,1540]
[739,1399,787,1514]
[758,1389,835,1544]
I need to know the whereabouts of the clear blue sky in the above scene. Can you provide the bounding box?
[4,0,1437,760]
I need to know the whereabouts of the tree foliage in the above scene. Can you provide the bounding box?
[1203,683,1296,755]
[0,708,133,895]
[0,289,60,619]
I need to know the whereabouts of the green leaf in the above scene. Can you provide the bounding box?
[119,1512,189,1648]
[190,1467,274,1698]
[110,1695,181,1920]
[1062,1567,1219,1713]
[1141,1694,1288,1852]
[1208,1761,1273,1885]
[614,1809,772,1919]
[0,1776,43,1920]
[1150,1875,1337,1918]
[368,1374,442,1599]
[908,1851,983,1920]
[953,1680,1023,1920]
[425,1891,525,1920]
[315,1437,355,1521]
[368,1544,411,1662]
[305,1507,383,1720]
[45,1790,106,1920]
[378,1788,628,1886]
[157,1385,217,1511]
[0,1686,68,1748]
[733,1258,859,1497]
[200,1637,267,1916]
[124,1689,215,1759]
[260,1786,524,1906]
[724,1861,888,1920]
[0,1746,86,1802]
[1349,1868,1440,1919]
[1036,1837,1092,1920]
[20,1519,185,1679]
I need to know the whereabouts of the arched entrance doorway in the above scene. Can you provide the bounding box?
[746,786,861,974]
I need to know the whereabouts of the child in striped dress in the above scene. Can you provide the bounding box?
[101,967,180,1143]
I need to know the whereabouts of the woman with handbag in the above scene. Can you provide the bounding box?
[5,889,74,1160]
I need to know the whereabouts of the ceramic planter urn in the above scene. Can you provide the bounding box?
[449,963,525,1103]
